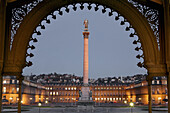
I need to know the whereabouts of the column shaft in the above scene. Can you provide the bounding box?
[83,37,88,84]
[18,76,22,113]
[0,74,2,113]
[148,79,152,113]
[167,73,170,113]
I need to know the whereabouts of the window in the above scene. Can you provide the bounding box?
[12,80,15,84]
[53,92,55,95]
[12,88,15,93]
[3,87,6,93]
[157,80,159,84]
[152,80,154,84]
[17,88,19,92]
[50,92,52,95]
[157,89,160,94]
[3,80,6,84]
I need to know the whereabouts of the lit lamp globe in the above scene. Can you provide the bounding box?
[45,100,48,104]
[129,102,134,107]
[38,102,42,107]
[124,100,127,104]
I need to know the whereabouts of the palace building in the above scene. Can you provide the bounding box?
[2,75,168,105]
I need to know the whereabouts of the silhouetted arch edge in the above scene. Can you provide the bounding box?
[5,0,160,73]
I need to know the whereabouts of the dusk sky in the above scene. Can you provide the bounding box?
[23,4,147,78]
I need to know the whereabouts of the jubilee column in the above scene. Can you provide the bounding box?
[83,19,89,85]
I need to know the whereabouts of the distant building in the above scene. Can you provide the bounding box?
[2,74,168,105]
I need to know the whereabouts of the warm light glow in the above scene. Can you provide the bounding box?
[45,100,48,104]
[129,102,134,107]
[38,103,42,106]
[9,97,13,100]
[21,101,23,103]
[30,98,32,100]
[3,80,6,84]
[158,97,161,100]
[124,100,127,104]
[50,92,52,95]
[3,87,6,93]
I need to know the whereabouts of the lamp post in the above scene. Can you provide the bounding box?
[129,102,134,113]
[38,102,42,113]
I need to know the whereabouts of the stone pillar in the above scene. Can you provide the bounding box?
[167,72,170,113]
[17,75,23,113]
[148,78,152,113]
[0,73,2,113]
[83,20,90,85]
[0,0,6,112]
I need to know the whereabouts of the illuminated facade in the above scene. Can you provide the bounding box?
[2,76,47,105]
[2,76,168,105]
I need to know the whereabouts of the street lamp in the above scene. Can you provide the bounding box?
[45,100,48,104]
[38,102,42,113]
[129,102,134,113]
[124,100,127,104]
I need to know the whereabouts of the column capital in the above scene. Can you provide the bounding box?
[146,64,167,76]
[83,31,90,38]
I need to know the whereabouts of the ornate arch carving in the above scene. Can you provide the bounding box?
[4,0,162,74]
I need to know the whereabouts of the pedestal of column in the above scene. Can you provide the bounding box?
[81,86,90,101]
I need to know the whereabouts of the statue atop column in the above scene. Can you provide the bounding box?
[84,19,88,29]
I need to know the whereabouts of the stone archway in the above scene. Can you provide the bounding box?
[6,0,160,74]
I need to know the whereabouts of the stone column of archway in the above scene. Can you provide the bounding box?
[146,75,152,113]
[147,65,167,113]
[162,0,170,113]
[0,0,7,112]
[16,75,24,113]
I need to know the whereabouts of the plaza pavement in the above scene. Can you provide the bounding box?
[2,106,168,113]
